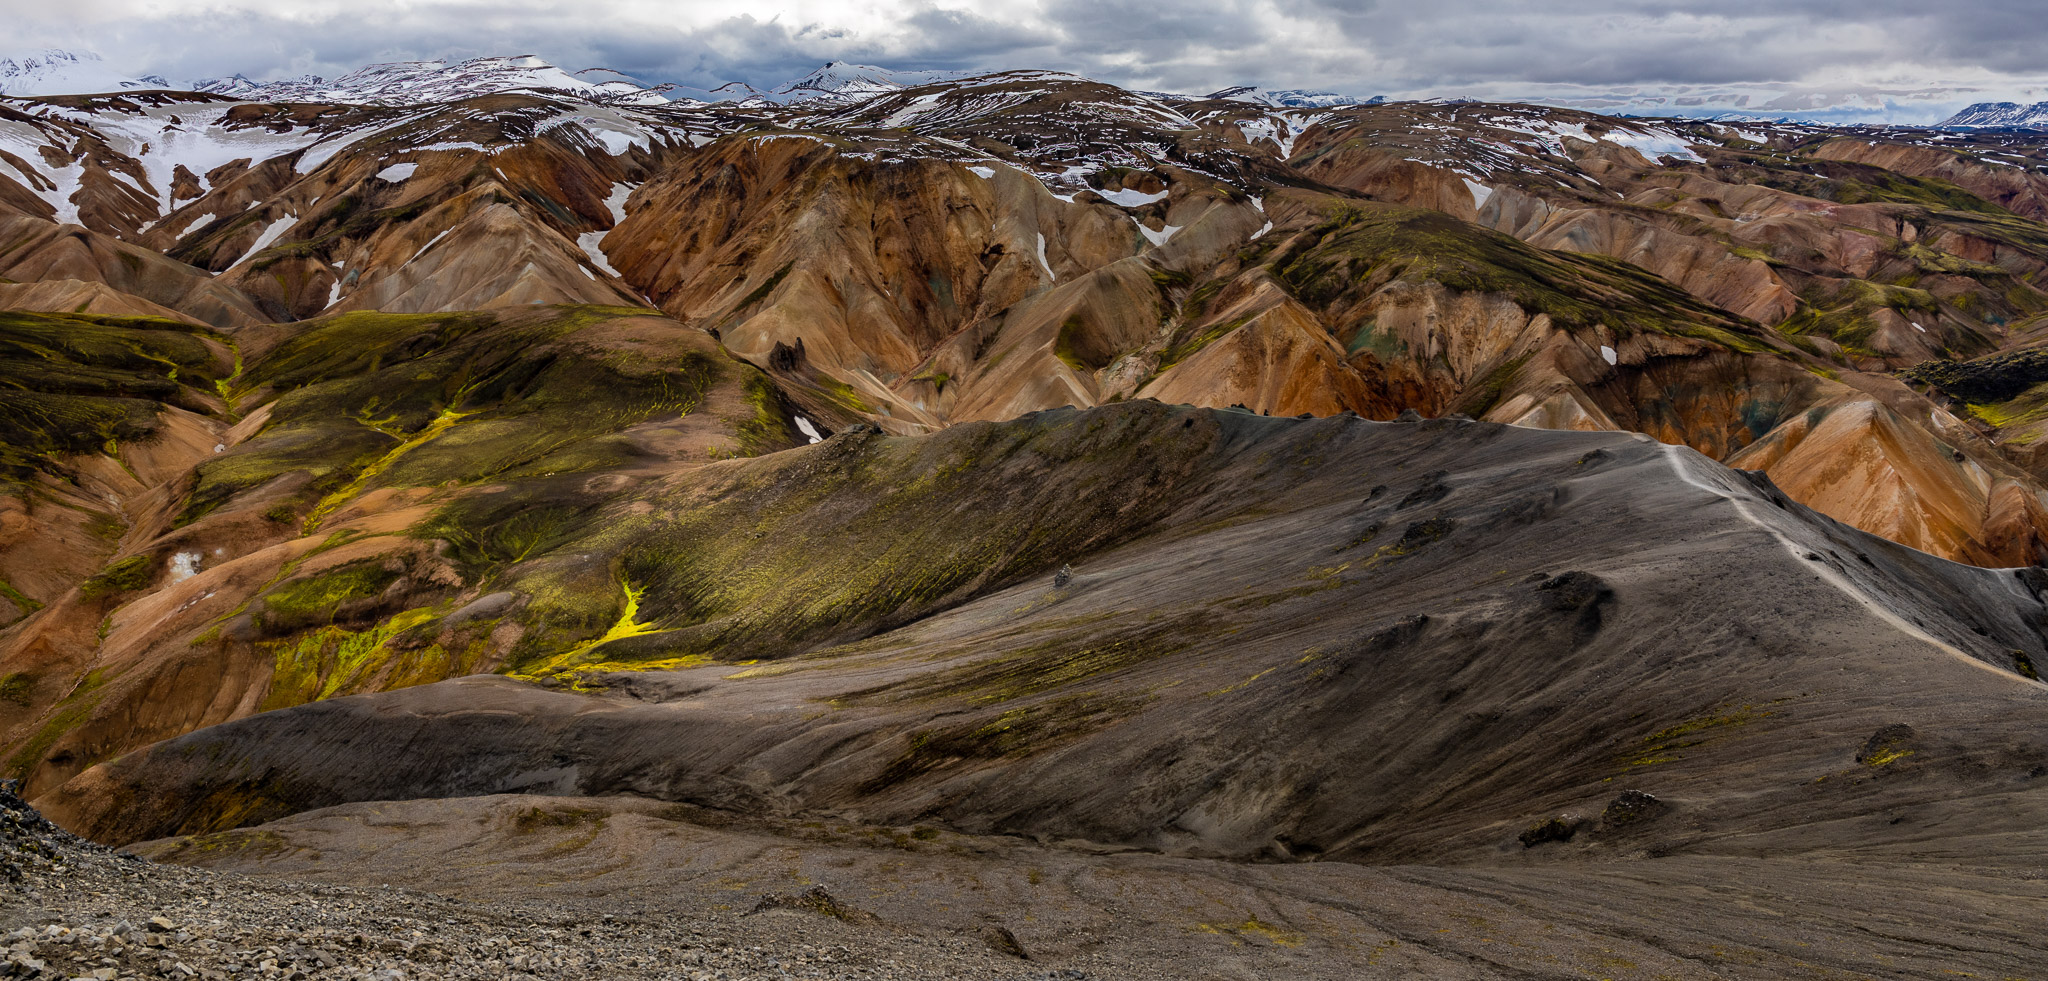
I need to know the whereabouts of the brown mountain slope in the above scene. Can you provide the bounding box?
[11,79,2048,566]
[0,304,819,796]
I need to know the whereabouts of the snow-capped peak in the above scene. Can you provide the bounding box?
[192,55,673,107]
[1938,102,2048,130]
[0,48,169,97]
[769,62,970,104]
[1205,85,1385,108]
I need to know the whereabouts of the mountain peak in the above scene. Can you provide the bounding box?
[1939,101,2048,129]
[1204,84,1385,108]
[191,53,672,106]
[0,47,169,96]
[765,62,969,103]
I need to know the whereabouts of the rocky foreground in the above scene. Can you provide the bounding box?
[3,783,1108,981]
[13,782,2048,981]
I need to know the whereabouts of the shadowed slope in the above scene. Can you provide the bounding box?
[35,404,2048,869]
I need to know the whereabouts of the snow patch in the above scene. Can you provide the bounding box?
[1912,321,1927,333]
[168,551,202,584]
[229,216,295,268]
[1462,178,1493,209]
[1036,233,1056,281]
[408,228,453,266]
[793,415,823,444]
[1250,221,1274,240]
[1138,222,1182,247]
[1097,187,1169,208]
[601,182,633,224]
[578,232,619,277]
[967,165,995,179]
[1602,127,1705,164]
[1600,345,1618,366]
[375,162,417,182]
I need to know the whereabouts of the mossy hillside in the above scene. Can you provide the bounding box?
[80,554,156,598]
[415,489,604,585]
[255,560,403,634]
[1903,346,2048,405]
[1266,204,1778,352]
[841,619,1196,707]
[859,690,1153,793]
[0,671,33,705]
[0,310,232,484]
[1727,146,2011,214]
[731,373,799,457]
[260,607,495,711]
[1780,280,1950,356]
[179,307,738,523]
[1902,345,2048,434]
[0,577,44,624]
[4,667,113,780]
[504,404,1285,674]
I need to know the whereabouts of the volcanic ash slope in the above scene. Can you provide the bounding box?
[38,404,2048,861]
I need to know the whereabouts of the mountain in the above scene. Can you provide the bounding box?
[764,61,971,104]
[1508,84,1990,126]
[0,49,167,96]
[1207,84,1386,108]
[192,54,673,106]
[1939,101,2048,129]
[4,56,2048,977]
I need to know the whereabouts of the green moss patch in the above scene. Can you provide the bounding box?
[179,307,736,524]
[1268,204,1775,350]
[80,554,155,598]
[0,310,231,485]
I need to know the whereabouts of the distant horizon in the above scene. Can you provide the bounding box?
[8,0,2048,125]
[0,46,2039,128]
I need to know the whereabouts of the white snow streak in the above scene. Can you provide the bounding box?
[578,232,618,277]
[794,415,824,444]
[1138,222,1182,247]
[229,216,295,268]
[1463,178,1493,209]
[1097,187,1169,207]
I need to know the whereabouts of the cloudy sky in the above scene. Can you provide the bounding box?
[8,0,2048,121]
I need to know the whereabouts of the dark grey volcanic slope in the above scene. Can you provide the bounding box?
[125,793,2048,980]
[38,404,2048,873]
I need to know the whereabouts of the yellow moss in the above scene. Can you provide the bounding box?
[1196,918,1304,947]
[1204,667,1277,697]
[1863,748,1914,767]
[508,579,672,683]
[1622,703,1777,768]
[303,407,470,533]
[261,607,444,709]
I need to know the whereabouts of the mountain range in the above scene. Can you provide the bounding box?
[3,46,2048,978]
[1939,100,2048,129]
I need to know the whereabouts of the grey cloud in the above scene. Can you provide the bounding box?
[9,0,2048,121]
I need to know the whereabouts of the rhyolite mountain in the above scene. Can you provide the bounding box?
[4,54,2048,977]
